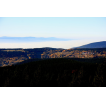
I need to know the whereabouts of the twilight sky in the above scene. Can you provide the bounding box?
[0,17,106,49]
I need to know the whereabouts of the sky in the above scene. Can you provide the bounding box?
[0,17,106,49]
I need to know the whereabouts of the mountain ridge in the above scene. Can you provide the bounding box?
[0,36,72,42]
[75,41,106,48]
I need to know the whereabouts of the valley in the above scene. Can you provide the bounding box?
[0,47,106,67]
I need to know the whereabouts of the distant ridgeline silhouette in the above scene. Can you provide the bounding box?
[77,41,106,48]
[0,36,71,42]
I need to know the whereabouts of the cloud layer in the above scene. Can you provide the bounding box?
[0,38,105,49]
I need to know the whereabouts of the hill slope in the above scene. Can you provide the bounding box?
[0,58,106,87]
[77,41,106,48]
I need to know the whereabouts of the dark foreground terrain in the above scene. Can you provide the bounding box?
[0,58,106,87]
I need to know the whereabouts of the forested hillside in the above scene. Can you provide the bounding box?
[0,58,106,87]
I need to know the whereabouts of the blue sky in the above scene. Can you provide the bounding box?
[0,17,106,49]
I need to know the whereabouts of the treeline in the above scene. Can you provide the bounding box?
[74,48,106,53]
[0,48,58,58]
[0,51,27,58]
[0,58,106,87]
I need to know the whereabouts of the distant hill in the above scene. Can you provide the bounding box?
[76,41,106,48]
[0,36,71,42]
